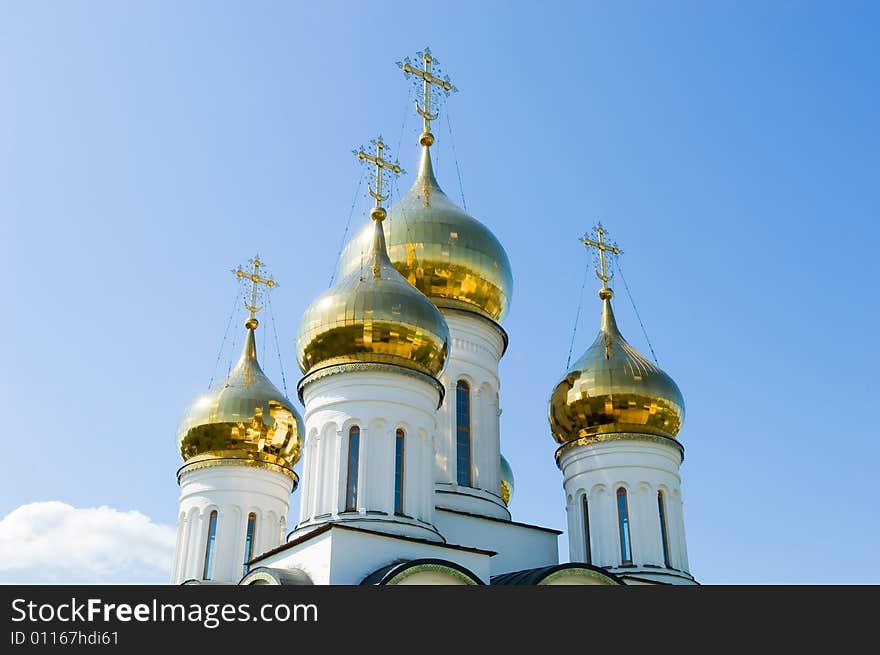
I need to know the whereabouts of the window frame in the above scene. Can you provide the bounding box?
[455,380,472,487]
[344,426,360,512]
[202,510,218,580]
[616,487,633,566]
[394,429,405,515]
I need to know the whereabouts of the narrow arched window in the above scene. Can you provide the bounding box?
[202,510,218,580]
[616,488,633,565]
[243,512,257,572]
[455,380,471,486]
[582,495,592,565]
[394,429,405,515]
[658,490,671,568]
[345,426,360,511]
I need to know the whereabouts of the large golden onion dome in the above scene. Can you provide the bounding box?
[296,210,450,379]
[549,290,684,447]
[178,321,304,481]
[335,146,513,324]
[500,454,515,506]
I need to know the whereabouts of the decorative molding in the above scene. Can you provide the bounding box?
[555,432,685,467]
[297,362,444,408]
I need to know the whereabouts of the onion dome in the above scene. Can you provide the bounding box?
[335,146,513,324]
[500,454,515,506]
[549,289,684,446]
[296,208,450,380]
[177,319,304,481]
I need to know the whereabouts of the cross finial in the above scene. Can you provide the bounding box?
[354,136,403,222]
[581,224,622,300]
[397,47,458,147]
[233,256,278,329]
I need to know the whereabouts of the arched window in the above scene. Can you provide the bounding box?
[455,380,471,486]
[394,429,405,515]
[243,513,257,574]
[616,488,633,565]
[202,510,218,580]
[582,495,592,565]
[345,426,360,511]
[658,490,671,568]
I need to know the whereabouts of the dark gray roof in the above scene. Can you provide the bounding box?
[360,558,484,585]
[239,566,313,585]
[490,563,624,585]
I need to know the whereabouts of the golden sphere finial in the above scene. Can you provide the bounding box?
[370,206,387,222]
[419,131,435,147]
[245,317,259,330]
[599,287,614,300]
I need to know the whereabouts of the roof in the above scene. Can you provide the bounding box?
[248,522,496,566]
[490,563,624,586]
[360,558,484,585]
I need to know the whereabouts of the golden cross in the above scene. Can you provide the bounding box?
[233,256,277,326]
[398,47,458,142]
[355,137,403,211]
[581,224,622,293]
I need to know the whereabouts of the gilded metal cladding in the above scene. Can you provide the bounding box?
[500,454,514,506]
[296,218,450,378]
[548,298,684,444]
[178,328,303,478]
[336,147,513,323]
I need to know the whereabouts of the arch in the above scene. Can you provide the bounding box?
[360,559,484,586]
[491,563,624,586]
[239,566,314,586]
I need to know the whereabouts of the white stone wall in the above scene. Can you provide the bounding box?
[432,509,559,576]
[251,526,491,585]
[434,310,508,519]
[171,465,293,584]
[295,370,443,542]
[559,437,694,583]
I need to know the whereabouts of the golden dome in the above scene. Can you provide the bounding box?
[500,454,514,506]
[549,292,684,445]
[178,323,304,480]
[335,146,513,323]
[296,212,450,379]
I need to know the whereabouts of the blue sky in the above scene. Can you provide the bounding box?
[2,1,878,584]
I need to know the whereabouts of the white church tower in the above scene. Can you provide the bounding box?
[337,49,513,521]
[293,137,451,543]
[171,260,304,584]
[548,226,696,585]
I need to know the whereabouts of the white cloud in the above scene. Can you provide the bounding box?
[0,502,176,584]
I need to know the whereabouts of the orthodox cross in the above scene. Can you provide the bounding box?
[234,257,277,328]
[355,136,403,213]
[398,47,458,143]
[581,224,622,294]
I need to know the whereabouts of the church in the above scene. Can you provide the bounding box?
[170,49,696,586]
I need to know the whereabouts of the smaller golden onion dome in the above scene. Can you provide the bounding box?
[296,211,450,379]
[549,292,684,444]
[500,454,515,506]
[335,146,513,324]
[177,322,304,480]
